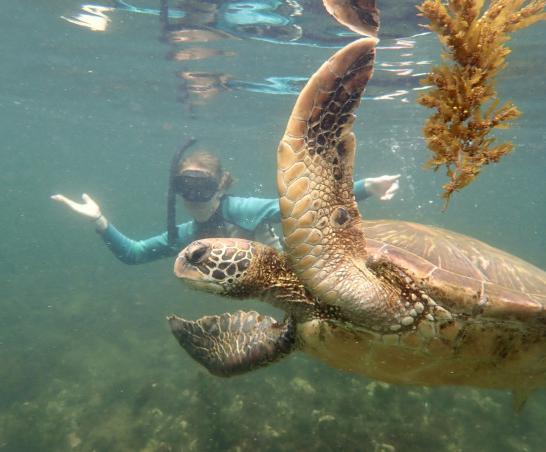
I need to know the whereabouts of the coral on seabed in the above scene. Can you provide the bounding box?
[416,0,546,206]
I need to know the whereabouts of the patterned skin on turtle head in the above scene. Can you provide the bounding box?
[175,238,316,313]
[174,238,256,296]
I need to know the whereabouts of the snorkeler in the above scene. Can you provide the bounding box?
[51,149,400,264]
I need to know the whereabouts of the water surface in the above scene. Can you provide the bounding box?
[1,1,546,451]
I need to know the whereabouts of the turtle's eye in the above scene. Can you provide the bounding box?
[186,242,211,265]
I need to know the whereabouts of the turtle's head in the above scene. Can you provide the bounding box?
[174,238,263,297]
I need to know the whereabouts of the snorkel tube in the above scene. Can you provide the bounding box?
[167,138,197,246]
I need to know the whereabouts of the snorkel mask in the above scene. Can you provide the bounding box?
[174,170,219,202]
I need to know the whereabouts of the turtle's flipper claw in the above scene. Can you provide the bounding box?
[168,311,296,377]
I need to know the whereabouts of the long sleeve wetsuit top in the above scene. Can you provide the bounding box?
[100,180,371,264]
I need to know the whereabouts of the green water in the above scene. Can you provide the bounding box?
[1,1,546,451]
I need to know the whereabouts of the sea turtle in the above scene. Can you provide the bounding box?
[167,36,546,405]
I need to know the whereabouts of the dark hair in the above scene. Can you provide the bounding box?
[167,143,233,245]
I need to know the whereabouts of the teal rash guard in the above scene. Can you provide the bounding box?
[100,179,371,264]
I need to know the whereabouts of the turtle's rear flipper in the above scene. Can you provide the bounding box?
[168,310,296,377]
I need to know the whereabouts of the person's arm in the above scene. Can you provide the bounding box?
[354,179,372,201]
[223,196,281,231]
[224,174,401,230]
[51,192,192,264]
[100,223,182,265]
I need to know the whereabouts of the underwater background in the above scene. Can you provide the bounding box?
[1,1,546,451]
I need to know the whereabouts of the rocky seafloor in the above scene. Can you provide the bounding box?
[2,285,546,452]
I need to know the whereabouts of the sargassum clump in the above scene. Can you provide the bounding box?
[416,0,546,206]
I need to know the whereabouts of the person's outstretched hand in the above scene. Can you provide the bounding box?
[51,193,108,230]
[364,174,401,201]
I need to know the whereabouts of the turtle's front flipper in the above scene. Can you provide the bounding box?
[168,310,296,377]
[277,37,376,306]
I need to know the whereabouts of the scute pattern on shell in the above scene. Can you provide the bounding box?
[363,220,546,321]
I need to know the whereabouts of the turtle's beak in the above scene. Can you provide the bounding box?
[174,241,228,295]
[174,252,203,281]
[174,252,226,295]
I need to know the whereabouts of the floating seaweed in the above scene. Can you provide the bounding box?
[416,0,546,206]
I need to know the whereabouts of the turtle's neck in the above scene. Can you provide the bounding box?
[238,246,316,316]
